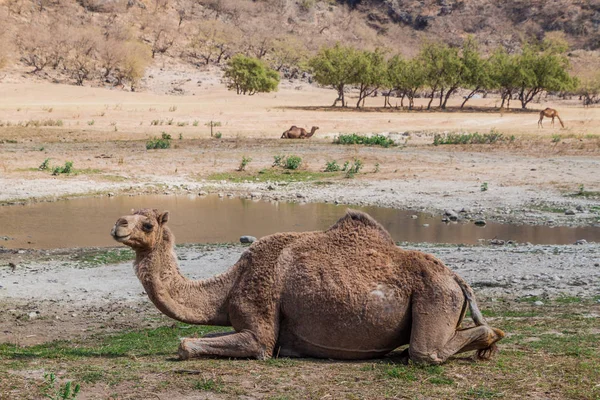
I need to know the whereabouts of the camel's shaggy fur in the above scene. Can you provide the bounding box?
[111,208,504,364]
[281,125,318,139]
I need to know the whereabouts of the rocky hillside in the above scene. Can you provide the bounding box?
[0,0,599,88]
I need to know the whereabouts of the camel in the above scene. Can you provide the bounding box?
[538,108,564,128]
[111,208,504,364]
[281,126,318,139]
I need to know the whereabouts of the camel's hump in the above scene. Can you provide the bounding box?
[327,209,394,243]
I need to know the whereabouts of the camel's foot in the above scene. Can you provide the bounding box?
[178,338,196,360]
[476,328,505,361]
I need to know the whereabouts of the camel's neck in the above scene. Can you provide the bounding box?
[134,230,236,326]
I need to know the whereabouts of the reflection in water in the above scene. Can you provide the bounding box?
[1,195,598,249]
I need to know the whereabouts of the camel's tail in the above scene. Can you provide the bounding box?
[454,274,486,326]
[556,114,565,128]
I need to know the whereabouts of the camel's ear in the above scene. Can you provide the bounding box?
[159,211,169,225]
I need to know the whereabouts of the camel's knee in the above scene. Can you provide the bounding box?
[408,348,446,365]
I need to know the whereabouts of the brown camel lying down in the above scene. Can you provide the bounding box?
[111,209,504,364]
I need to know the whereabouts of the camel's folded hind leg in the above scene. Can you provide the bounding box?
[178,330,267,360]
[408,288,504,365]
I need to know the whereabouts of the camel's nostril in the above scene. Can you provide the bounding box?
[117,218,128,227]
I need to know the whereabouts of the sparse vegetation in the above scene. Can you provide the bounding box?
[324,160,340,172]
[284,155,302,170]
[52,161,74,175]
[272,155,285,167]
[146,133,172,150]
[41,372,80,400]
[481,182,489,192]
[334,134,395,147]
[39,158,51,170]
[433,129,511,145]
[345,158,363,178]
[237,156,252,171]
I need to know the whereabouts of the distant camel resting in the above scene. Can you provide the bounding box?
[538,108,564,128]
[281,126,319,139]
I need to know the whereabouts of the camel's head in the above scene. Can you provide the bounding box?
[111,208,170,250]
[308,126,319,137]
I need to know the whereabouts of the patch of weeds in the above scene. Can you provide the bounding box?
[214,131,222,139]
[554,295,582,304]
[265,358,298,368]
[273,155,285,167]
[568,184,600,198]
[284,155,302,170]
[87,120,95,126]
[345,158,363,178]
[334,133,394,147]
[150,120,161,126]
[208,170,330,183]
[464,387,503,398]
[194,377,224,392]
[433,129,511,145]
[324,160,340,172]
[169,105,177,112]
[179,133,183,140]
[374,162,380,173]
[552,134,561,143]
[238,156,252,171]
[146,133,172,150]
[481,182,488,192]
[39,158,51,170]
[42,372,81,399]
[177,121,188,127]
[192,120,199,126]
[166,118,174,126]
[383,365,417,381]
[52,161,74,175]
[76,249,134,266]
[39,146,45,151]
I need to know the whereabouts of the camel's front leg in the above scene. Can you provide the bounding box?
[178,330,268,360]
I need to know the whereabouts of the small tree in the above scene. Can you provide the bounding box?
[578,74,600,106]
[309,44,360,107]
[419,42,448,110]
[224,54,280,95]
[489,47,520,108]
[515,43,576,109]
[386,56,425,109]
[352,49,386,108]
[65,27,99,86]
[460,37,491,108]
[114,41,152,90]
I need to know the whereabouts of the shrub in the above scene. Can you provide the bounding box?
[214,132,222,139]
[52,161,74,175]
[324,160,340,172]
[224,54,280,95]
[345,159,363,178]
[39,158,51,170]
[334,134,394,148]
[273,155,285,167]
[284,155,302,170]
[433,129,510,145]
[146,133,172,149]
[238,156,252,171]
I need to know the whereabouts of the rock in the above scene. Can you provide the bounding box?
[444,209,458,220]
[250,192,261,199]
[474,220,486,226]
[576,205,584,212]
[574,239,587,245]
[490,239,505,245]
[107,192,115,197]
[441,217,449,223]
[296,193,306,199]
[218,193,224,198]
[411,215,418,219]
[422,224,429,227]
[534,301,544,306]
[565,209,576,215]
[28,311,40,320]
[198,191,208,196]
[267,185,275,191]
[239,236,257,244]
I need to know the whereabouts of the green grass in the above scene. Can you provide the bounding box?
[334,133,395,147]
[207,169,333,183]
[75,249,135,266]
[433,129,513,145]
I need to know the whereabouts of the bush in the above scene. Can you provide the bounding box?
[39,158,50,170]
[324,160,340,172]
[238,156,252,171]
[52,161,74,175]
[284,155,302,170]
[334,134,394,147]
[272,155,285,167]
[433,129,511,145]
[146,133,172,149]
[224,54,280,95]
[345,159,363,178]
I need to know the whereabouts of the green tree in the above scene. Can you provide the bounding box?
[489,47,520,108]
[578,73,600,106]
[515,43,576,109]
[352,49,386,108]
[460,38,491,108]
[438,45,465,109]
[308,44,360,107]
[419,42,449,110]
[385,55,425,109]
[223,54,280,95]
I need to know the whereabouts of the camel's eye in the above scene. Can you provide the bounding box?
[142,223,154,232]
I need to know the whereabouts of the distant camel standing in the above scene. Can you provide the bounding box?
[281,126,319,139]
[538,108,564,128]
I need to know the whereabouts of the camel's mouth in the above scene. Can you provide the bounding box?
[112,233,130,242]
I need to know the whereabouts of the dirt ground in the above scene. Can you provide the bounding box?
[0,79,599,399]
